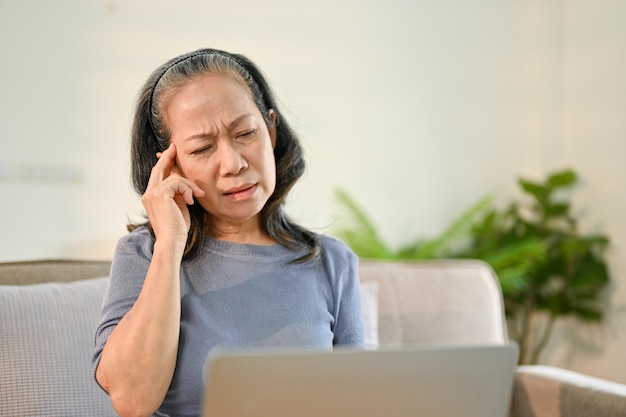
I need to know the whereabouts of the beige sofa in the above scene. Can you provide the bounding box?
[1,258,625,416]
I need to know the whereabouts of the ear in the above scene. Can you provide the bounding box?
[268,109,277,149]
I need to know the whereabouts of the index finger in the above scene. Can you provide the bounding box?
[147,143,177,189]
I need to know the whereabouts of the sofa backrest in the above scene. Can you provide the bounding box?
[0,259,111,285]
[358,258,508,346]
[0,258,509,346]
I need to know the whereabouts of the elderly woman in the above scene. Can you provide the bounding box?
[93,48,365,417]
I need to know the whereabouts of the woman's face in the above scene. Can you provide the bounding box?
[163,73,276,238]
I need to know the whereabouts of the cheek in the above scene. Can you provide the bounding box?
[265,152,277,190]
[177,158,212,183]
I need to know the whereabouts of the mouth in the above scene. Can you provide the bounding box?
[223,184,257,201]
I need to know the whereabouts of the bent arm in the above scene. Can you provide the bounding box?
[95,239,185,417]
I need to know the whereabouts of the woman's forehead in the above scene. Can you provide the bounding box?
[164,74,262,132]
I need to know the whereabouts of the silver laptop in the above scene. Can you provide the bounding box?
[202,343,519,417]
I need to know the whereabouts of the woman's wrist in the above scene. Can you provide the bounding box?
[153,237,187,262]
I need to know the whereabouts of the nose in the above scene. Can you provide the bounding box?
[217,140,247,176]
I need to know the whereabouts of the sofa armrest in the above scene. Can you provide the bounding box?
[510,365,626,417]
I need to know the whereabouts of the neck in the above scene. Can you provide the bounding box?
[207,217,275,246]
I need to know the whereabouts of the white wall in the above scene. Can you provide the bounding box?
[1,0,624,383]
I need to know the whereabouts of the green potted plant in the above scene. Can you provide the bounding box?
[333,169,611,364]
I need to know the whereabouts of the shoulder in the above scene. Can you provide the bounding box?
[113,226,155,261]
[316,234,358,277]
[318,234,356,261]
[108,227,154,288]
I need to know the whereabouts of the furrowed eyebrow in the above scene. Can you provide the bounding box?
[185,132,214,142]
[228,114,255,130]
[184,114,255,142]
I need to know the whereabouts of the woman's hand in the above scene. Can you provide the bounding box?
[142,143,205,245]
[96,143,204,416]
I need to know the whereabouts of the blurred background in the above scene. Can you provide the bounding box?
[1,0,624,383]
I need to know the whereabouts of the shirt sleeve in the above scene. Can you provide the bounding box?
[91,227,154,381]
[329,241,366,347]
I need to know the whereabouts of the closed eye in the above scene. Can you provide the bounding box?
[191,145,214,155]
[236,129,257,139]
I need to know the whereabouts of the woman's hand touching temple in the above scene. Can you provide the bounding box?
[142,143,204,248]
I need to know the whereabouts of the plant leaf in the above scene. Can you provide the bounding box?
[570,259,610,291]
[518,179,547,204]
[409,195,493,259]
[545,203,570,217]
[546,169,577,190]
[332,188,393,259]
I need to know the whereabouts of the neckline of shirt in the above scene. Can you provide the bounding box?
[203,236,299,261]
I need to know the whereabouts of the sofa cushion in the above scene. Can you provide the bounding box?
[360,281,379,349]
[0,277,116,417]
